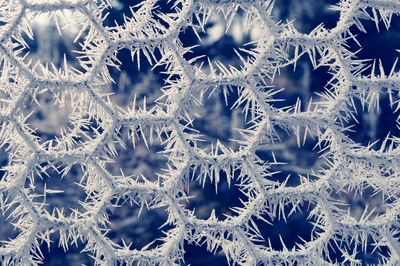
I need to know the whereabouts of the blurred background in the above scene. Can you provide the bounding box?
[1,0,400,265]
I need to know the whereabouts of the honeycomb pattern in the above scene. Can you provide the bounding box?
[1,0,400,265]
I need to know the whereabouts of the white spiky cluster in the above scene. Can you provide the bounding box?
[1,0,400,265]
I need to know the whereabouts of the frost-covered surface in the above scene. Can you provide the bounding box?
[1,0,400,265]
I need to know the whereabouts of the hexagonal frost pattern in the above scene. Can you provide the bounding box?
[0,0,400,265]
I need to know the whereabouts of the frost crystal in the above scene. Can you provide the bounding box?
[1,0,400,265]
